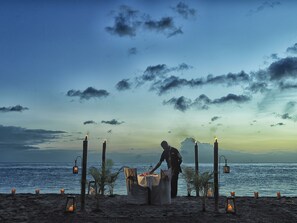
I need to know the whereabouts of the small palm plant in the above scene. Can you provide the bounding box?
[193,171,213,212]
[182,166,195,196]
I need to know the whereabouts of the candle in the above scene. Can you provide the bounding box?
[35,189,40,195]
[277,192,281,199]
[68,205,74,212]
[60,189,65,194]
[207,188,213,197]
[254,192,259,199]
[227,204,233,212]
[230,191,235,197]
[11,188,16,195]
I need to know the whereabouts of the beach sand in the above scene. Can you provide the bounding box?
[0,194,297,223]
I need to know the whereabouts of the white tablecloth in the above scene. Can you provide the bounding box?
[137,174,160,190]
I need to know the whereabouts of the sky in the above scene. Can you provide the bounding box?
[1,0,297,162]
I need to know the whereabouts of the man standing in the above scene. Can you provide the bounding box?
[150,140,182,198]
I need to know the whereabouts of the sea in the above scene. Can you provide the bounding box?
[0,162,296,197]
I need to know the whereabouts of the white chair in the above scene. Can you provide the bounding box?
[124,167,148,205]
[151,169,172,205]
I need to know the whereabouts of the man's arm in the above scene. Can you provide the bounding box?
[149,161,162,174]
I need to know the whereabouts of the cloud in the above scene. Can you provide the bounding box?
[164,93,251,112]
[247,1,281,16]
[270,122,285,127]
[212,94,251,104]
[128,47,137,55]
[246,82,268,93]
[151,71,250,95]
[83,120,96,125]
[284,101,296,113]
[211,116,221,122]
[101,119,125,125]
[66,87,109,100]
[105,5,141,37]
[139,64,168,83]
[286,43,297,54]
[144,17,175,31]
[167,27,183,38]
[0,125,66,151]
[267,57,297,80]
[116,79,132,91]
[106,5,184,38]
[0,105,28,113]
[172,2,196,19]
[163,96,192,112]
[279,81,297,90]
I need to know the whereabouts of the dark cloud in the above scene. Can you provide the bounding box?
[0,125,66,151]
[128,47,137,55]
[212,94,251,104]
[268,57,297,80]
[144,17,174,31]
[141,64,168,82]
[281,113,292,120]
[270,122,285,127]
[205,71,250,86]
[163,96,192,112]
[286,43,297,54]
[246,82,268,93]
[83,120,96,125]
[270,53,279,60]
[151,71,249,95]
[66,87,109,100]
[172,2,196,19]
[101,119,124,125]
[105,5,141,37]
[167,27,183,38]
[152,76,202,95]
[279,81,297,90]
[0,105,28,113]
[107,130,112,133]
[116,79,132,91]
[211,116,221,122]
[247,1,281,16]
[164,93,250,111]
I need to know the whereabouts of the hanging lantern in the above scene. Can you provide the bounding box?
[277,192,281,199]
[230,191,235,197]
[225,197,236,214]
[72,156,81,174]
[73,166,78,174]
[65,196,76,213]
[60,188,65,194]
[223,159,230,173]
[35,189,40,195]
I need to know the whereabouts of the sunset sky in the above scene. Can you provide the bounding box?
[1,0,297,161]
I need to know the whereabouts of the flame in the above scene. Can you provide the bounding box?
[227,204,233,211]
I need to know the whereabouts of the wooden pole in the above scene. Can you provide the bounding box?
[100,140,107,195]
[194,142,199,197]
[102,140,106,169]
[81,135,88,211]
[214,139,219,212]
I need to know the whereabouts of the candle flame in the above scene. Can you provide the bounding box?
[227,204,233,211]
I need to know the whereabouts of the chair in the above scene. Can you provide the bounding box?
[124,167,149,205]
[151,169,172,205]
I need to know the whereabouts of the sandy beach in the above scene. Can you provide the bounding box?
[0,194,297,223]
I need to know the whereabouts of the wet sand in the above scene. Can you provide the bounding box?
[0,194,297,223]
